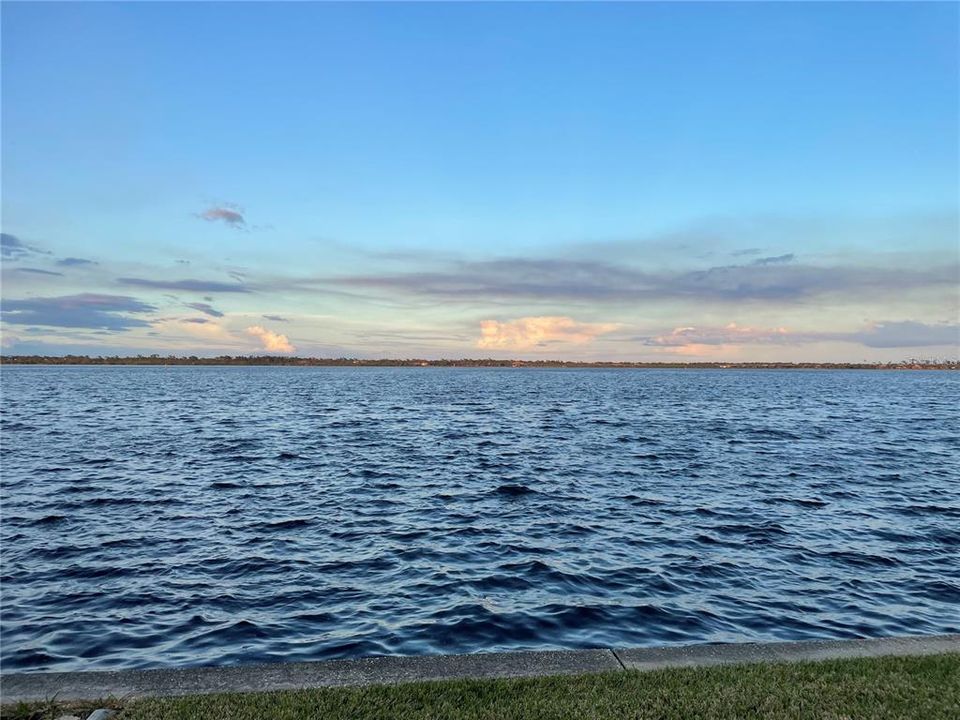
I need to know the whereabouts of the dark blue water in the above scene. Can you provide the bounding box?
[1,366,958,672]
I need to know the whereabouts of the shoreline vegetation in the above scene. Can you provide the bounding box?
[3,654,958,720]
[1,355,957,369]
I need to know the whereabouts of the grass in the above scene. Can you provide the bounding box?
[3,653,958,720]
[0,697,125,720]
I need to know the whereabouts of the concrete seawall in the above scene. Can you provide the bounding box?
[2,634,957,703]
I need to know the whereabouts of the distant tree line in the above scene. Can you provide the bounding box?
[1,355,957,370]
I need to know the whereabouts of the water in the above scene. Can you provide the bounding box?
[1,366,958,672]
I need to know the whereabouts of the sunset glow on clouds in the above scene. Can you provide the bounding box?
[246,326,295,354]
[643,324,797,359]
[477,317,619,351]
[1,3,957,361]
[646,323,792,348]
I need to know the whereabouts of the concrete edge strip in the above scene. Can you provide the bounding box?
[2,634,957,703]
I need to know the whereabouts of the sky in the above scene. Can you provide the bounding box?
[2,2,958,361]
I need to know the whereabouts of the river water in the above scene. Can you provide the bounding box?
[1,366,957,671]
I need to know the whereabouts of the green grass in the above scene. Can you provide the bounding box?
[4,653,958,720]
[0,696,125,720]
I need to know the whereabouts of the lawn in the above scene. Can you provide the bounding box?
[4,653,958,720]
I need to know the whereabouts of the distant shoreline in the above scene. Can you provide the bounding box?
[1,355,956,370]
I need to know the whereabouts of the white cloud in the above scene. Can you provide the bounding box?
[246,325,295,353]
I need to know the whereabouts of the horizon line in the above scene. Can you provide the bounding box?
[2,354,957,369]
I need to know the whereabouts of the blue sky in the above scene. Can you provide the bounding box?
[2,2,958,360]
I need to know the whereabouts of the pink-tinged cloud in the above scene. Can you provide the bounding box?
[477,316,619,351]
[198,205,245,228]
[246,325,295,353]
[645,323,791,347]
[643,321,959,351]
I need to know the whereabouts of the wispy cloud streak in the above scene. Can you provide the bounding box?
[325,257,956,305]
[118,277,251,293]
[1,233,47,260]
[185,302,224,317]
[641,320,959,349]
[1,294,155,331]
[15,268,64,277]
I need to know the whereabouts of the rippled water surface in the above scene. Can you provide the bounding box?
[2,366,958,671]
